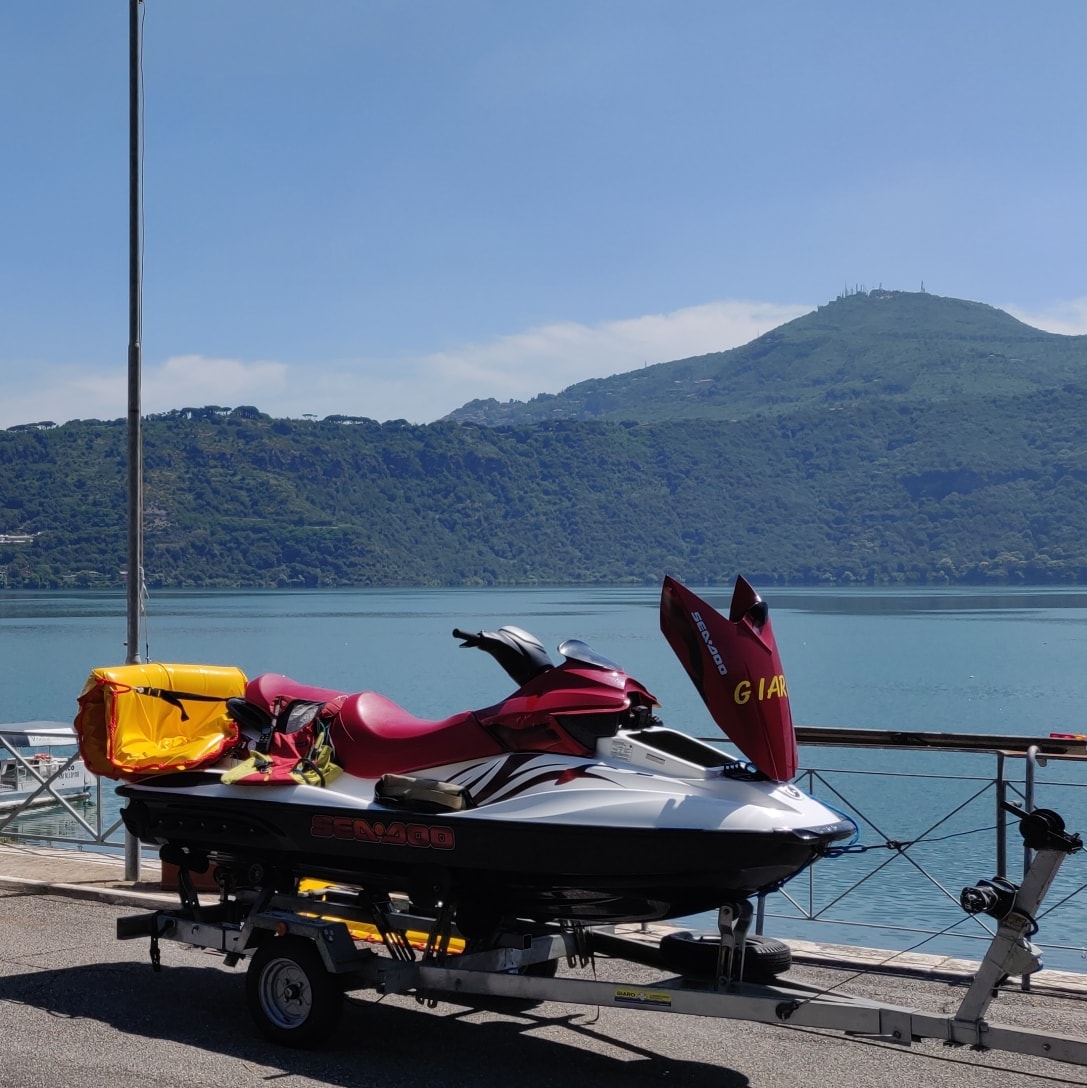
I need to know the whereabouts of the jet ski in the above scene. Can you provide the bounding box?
[113,576,854,930]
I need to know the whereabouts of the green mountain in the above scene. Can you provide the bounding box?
[445,290,1087,425]
[2,290,1087,589]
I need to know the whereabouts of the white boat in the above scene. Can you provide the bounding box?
[0,723,95,812]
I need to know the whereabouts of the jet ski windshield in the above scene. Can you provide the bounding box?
[557,639,622,672]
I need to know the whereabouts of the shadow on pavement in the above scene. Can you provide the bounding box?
[0,960,752,1088]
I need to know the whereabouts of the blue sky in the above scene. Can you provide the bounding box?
[2,1,1086,429]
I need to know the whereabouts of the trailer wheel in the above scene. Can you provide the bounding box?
[659,931,792,983]
[246,937,343,1048]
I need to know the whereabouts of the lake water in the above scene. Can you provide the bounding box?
[3,583,1087,970]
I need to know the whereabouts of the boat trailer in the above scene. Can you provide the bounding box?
[117,804,1087,1064]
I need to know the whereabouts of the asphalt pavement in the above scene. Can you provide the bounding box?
[2,842,1087,1088]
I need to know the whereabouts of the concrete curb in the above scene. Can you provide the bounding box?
[0,872,175,910]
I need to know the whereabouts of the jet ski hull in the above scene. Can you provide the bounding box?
[119,742,853,924]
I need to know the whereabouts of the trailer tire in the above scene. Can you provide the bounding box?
[246,937,343,1048]
[659,931,792,983]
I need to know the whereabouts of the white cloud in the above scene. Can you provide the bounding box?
[410,300,813,408]
[336,299,814,422]
[0,357,290,430]
[7,294,1085,432]
[0,367,125,429]
[145,355,289,409]
[1003,298,1087,336]
[0,299,807,428]
[106,299,811,426]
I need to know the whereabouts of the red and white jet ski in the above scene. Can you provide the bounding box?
[117,576,852,929]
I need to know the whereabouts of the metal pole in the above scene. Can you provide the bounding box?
[995,752,1007,878]
[124,0,144,881]
[126,0,143,668]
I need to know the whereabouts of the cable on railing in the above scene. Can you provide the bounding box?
[781,769,1010,931]
[825,823,1000,857]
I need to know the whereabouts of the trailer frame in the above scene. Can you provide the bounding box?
[117,804,1087,1064]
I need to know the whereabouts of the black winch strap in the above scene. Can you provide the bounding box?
[132,686,230,722]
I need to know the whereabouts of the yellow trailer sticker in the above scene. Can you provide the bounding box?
[614,987,672,1008]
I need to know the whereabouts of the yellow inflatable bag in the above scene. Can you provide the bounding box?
[75,662,246,780]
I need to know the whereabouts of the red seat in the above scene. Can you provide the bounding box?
[330,691,503,777]
[244,673,347,713]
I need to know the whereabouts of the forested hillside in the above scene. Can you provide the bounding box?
[2,370,1087,589]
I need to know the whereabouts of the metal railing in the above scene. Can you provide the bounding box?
[746,727,1087,972]
[0,724,124,849]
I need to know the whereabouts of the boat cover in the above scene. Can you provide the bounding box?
[74,662,246,780]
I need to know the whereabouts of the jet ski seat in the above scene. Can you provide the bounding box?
[330,692,504,778]
[238,674,506,780]
[244,673,347,711]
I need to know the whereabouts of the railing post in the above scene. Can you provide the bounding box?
[1020,745,1041,994]
[995,752,1007,878]
[1024,746,1039,878]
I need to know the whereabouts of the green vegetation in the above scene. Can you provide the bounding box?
[2,291,1087,588]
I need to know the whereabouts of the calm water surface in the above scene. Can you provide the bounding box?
[3,584,1086,969]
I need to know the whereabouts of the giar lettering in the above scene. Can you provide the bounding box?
[733,675,788,705]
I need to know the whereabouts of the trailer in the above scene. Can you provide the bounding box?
[117,804,1087,1066]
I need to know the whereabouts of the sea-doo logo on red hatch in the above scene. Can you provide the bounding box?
[691,610,728,676]
[310,815,455,850]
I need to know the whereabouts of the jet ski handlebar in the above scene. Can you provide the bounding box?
[452,626,554,688]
